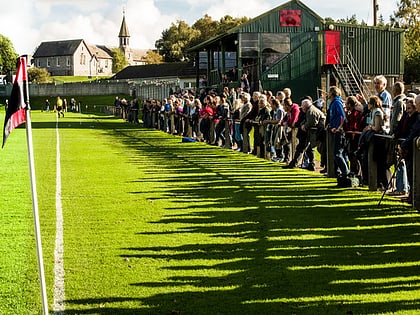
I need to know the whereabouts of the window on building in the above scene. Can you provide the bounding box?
[105,59,108,68]
[37,60,41,67]
[80,53,86,65]
[261,33,290,71]
[56,57,60,67]
[47,58,50,67]
[240,33,259,58]
[66,57,70,67]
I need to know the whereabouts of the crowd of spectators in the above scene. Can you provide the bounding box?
[119,76,420,205]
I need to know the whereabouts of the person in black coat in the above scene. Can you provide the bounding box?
[400,95,420,204]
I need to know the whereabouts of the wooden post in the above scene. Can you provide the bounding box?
[291,127,298,161]
[151,112,155,128]
[368,139,378,191]
[225,119,231,149]
[170,114,175,134]
[209,120,216,144]
[256,125,264,158]
[243,126,250,154]
[326,130,335,178]
[187,122,193,138]
[413,137,420,210]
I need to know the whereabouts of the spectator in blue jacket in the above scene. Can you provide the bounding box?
[328,86,349,177]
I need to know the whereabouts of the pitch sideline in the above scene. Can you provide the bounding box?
[53,117,65,314]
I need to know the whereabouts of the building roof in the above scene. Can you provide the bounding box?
[112,62,204,80]
[33,39,86,57]
[131,49,148,62]
[88,45,113,59]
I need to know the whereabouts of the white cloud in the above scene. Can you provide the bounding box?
[0,0,399,56]
[124,0,177,49]
[205,0,273,20]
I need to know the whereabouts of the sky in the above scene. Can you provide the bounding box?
[0,0,398,56]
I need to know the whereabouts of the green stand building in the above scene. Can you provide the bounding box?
[189,0,404,101]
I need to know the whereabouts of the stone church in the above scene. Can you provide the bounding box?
[32,13,147,77]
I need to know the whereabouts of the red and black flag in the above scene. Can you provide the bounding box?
[2,56,28,148]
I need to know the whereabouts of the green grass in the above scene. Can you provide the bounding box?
[1,110,419,314]
[51,76,112,83]
[26,95,131,111]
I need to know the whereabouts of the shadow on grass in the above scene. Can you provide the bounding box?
[64,117,420,315]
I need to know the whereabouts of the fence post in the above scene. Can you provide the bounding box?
[225,119,231,149]
[368,140,378,191]
[290,127,298,162]
[209,120,216,144]
[326,130,335,178]
[413,137,420,210]
[170,114,175,134]
[187,119,193,138]
[243,125,250,154]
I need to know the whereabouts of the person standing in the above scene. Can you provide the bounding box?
[390,81,406,136]
[255,94,272,159]
[392,97,418,196]
[232,98,243,151]
[373,75,392,134]
[56,96,64,118]
[284,98,325,171]
[400,94,420,204]
[239,93,252,153]
[282,97,300,164]
[328,86,349,177]
[240,73,250,93]
[344,96,363,175]
[45,99,50,112]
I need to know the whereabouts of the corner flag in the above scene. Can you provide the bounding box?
[1,56,49,315]
[2,56,28,148]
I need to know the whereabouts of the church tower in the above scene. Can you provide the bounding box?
[119,10,132,64]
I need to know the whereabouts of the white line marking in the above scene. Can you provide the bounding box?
[53,117,65,314]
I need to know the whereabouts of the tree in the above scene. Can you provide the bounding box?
[155,20,199,62]
[326,14,367,25]
[143,50,163,64]
[218,15,249,33]
[390,0,420,83]
[111,48,128,73]
[190,14,219,47]
[0,34,18,75]
[28,67,51,83]
[155,14,249,63]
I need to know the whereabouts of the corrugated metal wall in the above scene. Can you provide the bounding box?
[334,24,404,76]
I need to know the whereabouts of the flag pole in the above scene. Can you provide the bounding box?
[24,66,49,315]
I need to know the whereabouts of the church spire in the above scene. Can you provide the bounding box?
[119,10,130,49]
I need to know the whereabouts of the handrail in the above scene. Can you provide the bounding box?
[333,45,372,101]
[344,47,372,101]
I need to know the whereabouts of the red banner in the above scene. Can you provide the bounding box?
[280,10,301,27]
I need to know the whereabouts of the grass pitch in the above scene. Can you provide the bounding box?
[1,110,419,315]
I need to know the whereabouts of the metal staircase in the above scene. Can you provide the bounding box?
[333,47,372,102]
